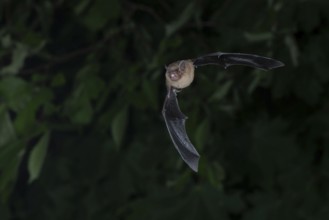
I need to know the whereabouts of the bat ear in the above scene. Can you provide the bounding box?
[164,65,168,70]
[178,61,186,72]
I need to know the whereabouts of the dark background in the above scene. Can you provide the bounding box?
[1,0,329,219]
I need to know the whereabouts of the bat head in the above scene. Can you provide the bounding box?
[165,60,195,89]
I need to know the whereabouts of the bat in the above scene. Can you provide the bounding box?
[162,51,284,172]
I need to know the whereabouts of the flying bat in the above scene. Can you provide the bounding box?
[162,51,284,172]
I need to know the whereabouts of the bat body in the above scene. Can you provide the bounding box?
[162,51,284,172]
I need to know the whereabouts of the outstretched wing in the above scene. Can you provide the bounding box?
[193,52,284,70]
[162,87,200,172]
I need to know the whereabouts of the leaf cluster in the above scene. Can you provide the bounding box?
[1,0,329,219]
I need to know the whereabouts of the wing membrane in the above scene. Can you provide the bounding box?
[193,52,284,70]
[162,87,200,172]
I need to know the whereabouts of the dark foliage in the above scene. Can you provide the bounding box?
[1,0,329,219]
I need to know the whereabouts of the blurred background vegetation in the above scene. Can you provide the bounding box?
[0,0,329,219]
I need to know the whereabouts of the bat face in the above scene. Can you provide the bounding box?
[162,51,284,172]
[165,60,195,89]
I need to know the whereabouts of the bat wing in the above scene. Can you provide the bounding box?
[162,87,200,172]
[193,52,284,70]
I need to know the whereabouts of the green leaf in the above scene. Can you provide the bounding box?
[0,76,32,111]
[82,0,120,31]
[209,80,233,101]
[111,107,128,149]
[0,107,16,147]
[74,0,92,14]
[10,87,53,135]
[64,68,103,124]
[297,2,320,33]
[51,73,66,87]
[142,80,158,109]
[71,100,93,124]
[165,2,195,37]
[293,76,322,106]
[22,31,46,51]
[195,119,210,151]
[0,141,24,202]
[248,71,265,94]
[244,32,272,42]
[0,43,29,75]
[1,34,12,48]
[28,131,50,183]
[284,35,299,66]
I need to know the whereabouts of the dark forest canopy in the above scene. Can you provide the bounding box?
[1,0,329,219]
